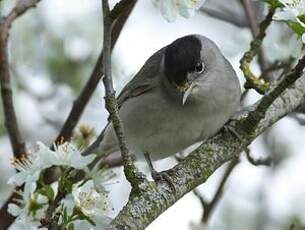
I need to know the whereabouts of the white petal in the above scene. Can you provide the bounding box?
[35,142,56,168]
[160,0,178,22]
[8,172,27,186]
[178,1,195,18]
[8,203,22,217]
[61,195,75,216]
[23,180,37,202]
[273,10,299,21]
[70,154,96,169]
[92,214,112,229]
[51,142,95,169]
[290,35,303,58]
[10,217,42,230]
[302,33,305,44]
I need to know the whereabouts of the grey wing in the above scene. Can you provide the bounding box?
[95,48,165,157]
[117,47,165,108]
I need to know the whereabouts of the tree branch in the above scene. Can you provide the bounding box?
[54,0,136,144]
[0,1,41,228]
[241,55,305,133]
[202,158,239,223]
[241,0,268,73]
[108,56,305,229]
[192,158,239,224]
[101,0,145,190]
[240,8,275,94]
[0,0,41,158]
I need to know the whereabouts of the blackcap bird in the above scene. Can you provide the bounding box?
[96,34,241,177]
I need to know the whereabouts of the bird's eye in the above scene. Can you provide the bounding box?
[195,62,204,73]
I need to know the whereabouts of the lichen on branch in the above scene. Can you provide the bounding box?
[240,8,275,94]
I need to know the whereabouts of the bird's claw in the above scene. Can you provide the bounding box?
[151,170,176,193]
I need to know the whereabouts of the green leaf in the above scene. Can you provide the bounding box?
[63,207,68,223]
[298,14,305,24]
[60,177,73,194]
[29,200,44,216]
[67,223,74,230]
[74,207,96,226]
[37,185,55,201]
[261,0,283,8]
[287,21,305,35]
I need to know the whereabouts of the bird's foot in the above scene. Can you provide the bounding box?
[151,169,176,192]
[144,152,176,192]
[223,125,242,141]
[222,117,243,141]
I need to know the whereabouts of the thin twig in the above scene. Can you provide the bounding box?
[54,0,136,144]
[0,1,42,228]
[260,59,293,81]
[193,189,207,209]
[241,0,259,37]
[202,158,239,223]
[240,8,275,94]
[241,0,268,73]
[101,0,144,189]
[190,156,239,224]
[0,0,41,158]
[241,54,305,133]
[0,41,26,158]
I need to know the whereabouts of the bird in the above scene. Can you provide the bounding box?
[94,34,241,179]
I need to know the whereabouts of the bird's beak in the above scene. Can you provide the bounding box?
[182,82,195,105]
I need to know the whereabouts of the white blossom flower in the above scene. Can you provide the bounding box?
[7,141,97,225]
[88,160,116,194]
[51,142,96,169]
[8,142,96,197]
[153,0,207,22]
[273,0,305,45]
[6,141,102,229]
[61,192,112,229]
[72,180,110,217]
[9,216,47,230]
[273,0,305,26]
[8,192,48,230]
[7,150,48,201]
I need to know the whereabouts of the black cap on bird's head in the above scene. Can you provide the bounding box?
[164,35,202,90]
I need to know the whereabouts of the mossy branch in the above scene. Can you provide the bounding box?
[240,8,275,94]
